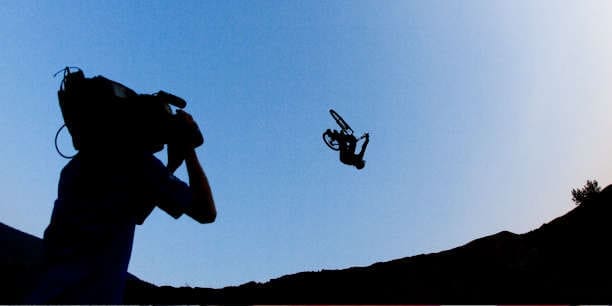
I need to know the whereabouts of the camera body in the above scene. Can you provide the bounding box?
[57,68,202,153]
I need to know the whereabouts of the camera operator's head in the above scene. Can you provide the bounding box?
[118,94,174,153]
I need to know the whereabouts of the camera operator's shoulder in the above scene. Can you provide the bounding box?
[144,153,164,166]
[60,154,81,175]
[139,154,172,178]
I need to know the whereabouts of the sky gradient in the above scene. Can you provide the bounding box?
[2,1,612,288]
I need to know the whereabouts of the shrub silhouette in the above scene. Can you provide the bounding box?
[571,179,601,206]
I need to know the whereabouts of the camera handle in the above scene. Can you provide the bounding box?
[54,124,77,159]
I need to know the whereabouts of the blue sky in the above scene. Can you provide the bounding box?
[2,1,612,288]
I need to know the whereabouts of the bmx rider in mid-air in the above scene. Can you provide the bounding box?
[333,130,369,169]
[323,109,369,170]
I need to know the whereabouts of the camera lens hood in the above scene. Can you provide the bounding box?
[155,90,187,108]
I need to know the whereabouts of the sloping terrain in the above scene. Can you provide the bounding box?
[3,185,611,304]
[0,222,44,303]
[125,185,612,304]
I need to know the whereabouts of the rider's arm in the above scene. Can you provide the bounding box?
[183,149,216,224]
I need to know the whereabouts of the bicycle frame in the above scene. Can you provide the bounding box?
[329,109,353,135]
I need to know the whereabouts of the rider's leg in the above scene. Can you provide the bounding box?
[356,137,369,161]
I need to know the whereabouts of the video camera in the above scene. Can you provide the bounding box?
[56,67,203,156]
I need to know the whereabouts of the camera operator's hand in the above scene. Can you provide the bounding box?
[167,142,185,173]
[175,110,204,149]
[167,110,204,173]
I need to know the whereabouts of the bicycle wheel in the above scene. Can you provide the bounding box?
[329,109,353,135]
[322,130,340,151]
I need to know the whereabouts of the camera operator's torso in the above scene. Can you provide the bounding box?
[31,152,192,304]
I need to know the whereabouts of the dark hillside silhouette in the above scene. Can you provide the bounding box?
[0,223,43,303]
[124,184,612,304]
[3,184,612,303]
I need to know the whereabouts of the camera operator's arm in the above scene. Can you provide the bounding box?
[166,143,185,174]
[166,110,216,224]
[183,149,216,223]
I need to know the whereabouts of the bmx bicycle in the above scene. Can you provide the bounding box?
[322,109,367,151]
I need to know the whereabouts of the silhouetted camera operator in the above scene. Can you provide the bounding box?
[26,68,216,304]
